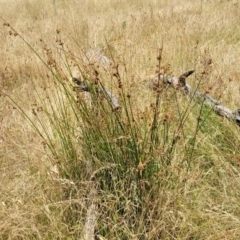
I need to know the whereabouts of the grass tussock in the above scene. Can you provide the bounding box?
[1,0,240,239]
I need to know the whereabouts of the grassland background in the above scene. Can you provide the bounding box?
[1,0,240,239]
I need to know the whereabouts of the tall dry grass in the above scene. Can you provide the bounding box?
[1,0,240,239]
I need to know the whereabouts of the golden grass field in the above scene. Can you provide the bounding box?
[1,0,240,239]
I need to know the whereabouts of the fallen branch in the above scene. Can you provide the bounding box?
[72,77,121,110]
[150,70,240,126]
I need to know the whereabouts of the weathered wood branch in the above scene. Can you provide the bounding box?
[72,77,121,110]
[150,70,240,126]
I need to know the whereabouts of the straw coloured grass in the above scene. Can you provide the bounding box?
[1,0,240,239]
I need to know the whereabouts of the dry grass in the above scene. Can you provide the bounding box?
[1,0,240,239]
